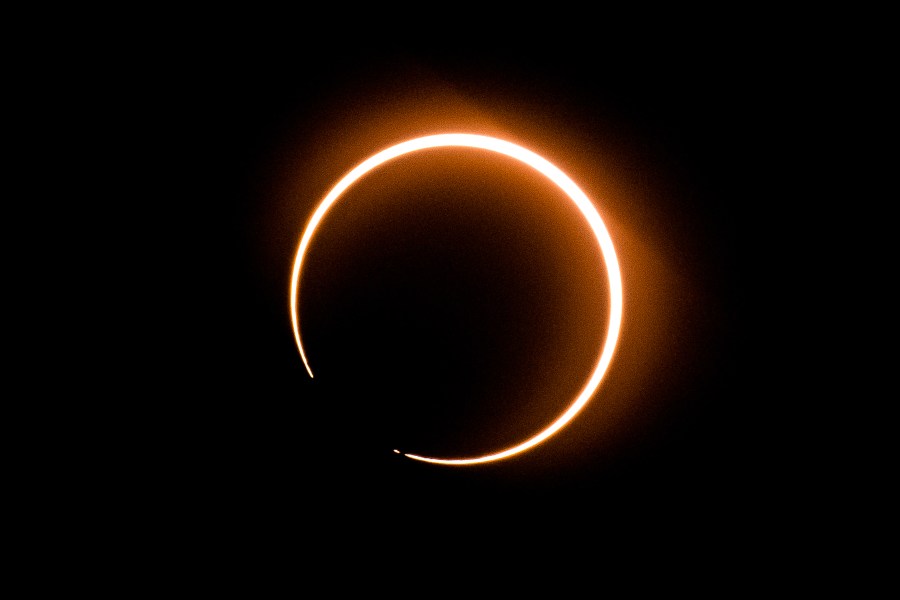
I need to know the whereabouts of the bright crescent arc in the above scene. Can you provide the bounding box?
[290,133,623,466]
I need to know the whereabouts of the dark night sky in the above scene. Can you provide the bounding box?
[90,17,816,565]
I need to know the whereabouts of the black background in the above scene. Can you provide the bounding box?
[81,14,817,569]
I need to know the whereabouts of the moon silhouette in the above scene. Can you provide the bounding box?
[290,133,623,465]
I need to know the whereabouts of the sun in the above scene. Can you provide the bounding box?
[290,133,622,465]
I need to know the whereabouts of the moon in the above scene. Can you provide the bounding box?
[290,133,623,465]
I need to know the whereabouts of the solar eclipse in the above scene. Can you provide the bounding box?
[290,133,622,465]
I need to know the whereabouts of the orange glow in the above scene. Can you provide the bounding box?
[290,134,623,465]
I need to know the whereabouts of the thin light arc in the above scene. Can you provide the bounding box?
[290,133,622,466]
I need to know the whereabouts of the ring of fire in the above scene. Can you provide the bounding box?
[290,133,623,465]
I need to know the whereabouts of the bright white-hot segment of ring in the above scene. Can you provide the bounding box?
[289,133,623,466]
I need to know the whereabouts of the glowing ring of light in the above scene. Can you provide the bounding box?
[290,133,622,465]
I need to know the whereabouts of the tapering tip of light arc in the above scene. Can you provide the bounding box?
[290,133,622,465]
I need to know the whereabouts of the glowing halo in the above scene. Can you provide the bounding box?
[290,133,623,466]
